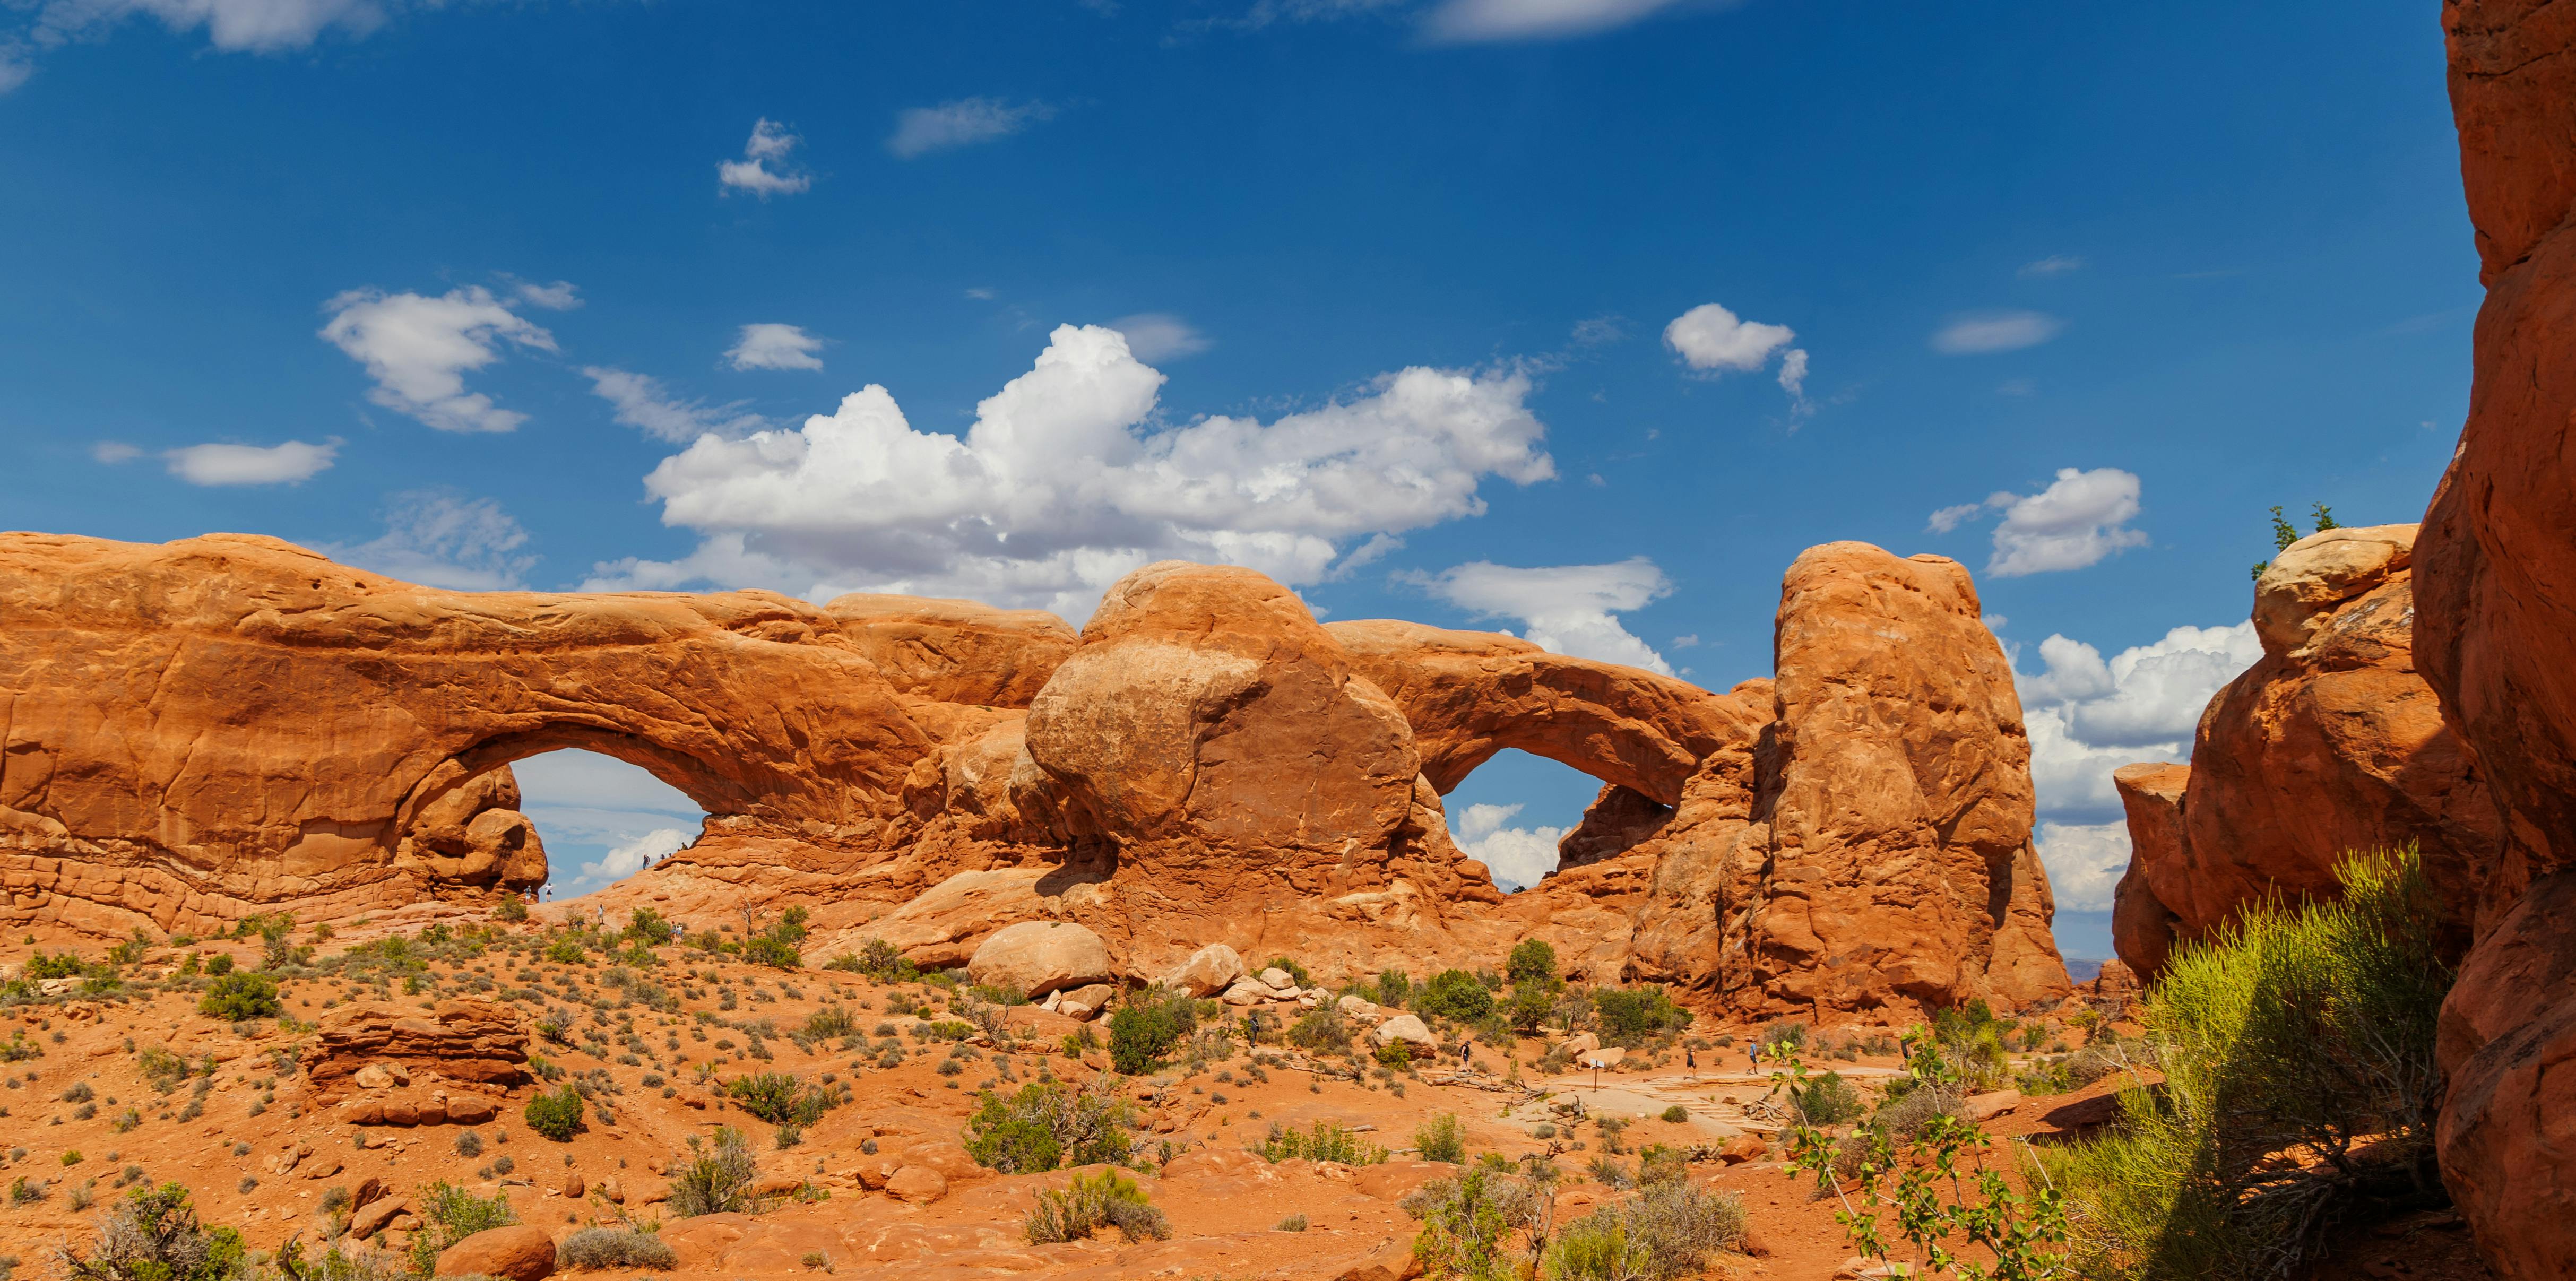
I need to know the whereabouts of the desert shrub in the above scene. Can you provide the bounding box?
[1417,969,1493,1023]
[1659,1104,1689,1124]
[1414,1113,1467,1164]
[1790,1070,1864,1126]
[667,1127,758,1217]
[494,898,529,923]
[1635,1144,1688,1189]
[203,954,235,977]
[556,1227,676,1271]
[725,1072,841,1127]
[404,1182,515,1276]
[740,908,809,970]
[963,1079,1134,1173]
[1376,968,1412,1009]
[1757,1019,1806,1051]
[1873,1083,1965,1142]
[1540,1181,1745,1281]
[523,1085,585,1141]
[2041,846,2452,1280]
[1404,1165,1554,1281]
[58,1183,244,1281]
[836,939,916,983]
[270,1237,409,1281]
[24,951,89,981]
[801,1005,857,1039]
[1106,986,1199,1075]
[1375,1040,1414,1070]
[1286,1006,1350,1053]
[1593,985,1688,1043]
[195,973,279,1022]
[1505,940,1558,987]
[1255,1120,1387,1165]
[1023,1169,1170,1245]
[453,1130,483,1158]
[621,908,670,946]
[1262,957,1315,989]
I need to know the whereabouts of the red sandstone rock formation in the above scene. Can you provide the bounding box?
[0,530,2064,1019]
[2110,525,2502,980]
[1623,544,2067,1014]
[2419,5,2576,1275]
[302,997,530,1094]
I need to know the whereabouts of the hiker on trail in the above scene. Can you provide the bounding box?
[1686,1046,1696,1070]
[1748,1040,1761,1071]
[1460,1042,1473,1071]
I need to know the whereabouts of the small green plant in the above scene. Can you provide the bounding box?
[2252,502,2341,578]
[1377,968,1412,1008]
[666,1127,758,1217]
[404,1181,517,1276]
[523,1085,585,1141]
[556,1227,676,1271]
[1254,1120,1388,1165]
[1791,1070,1864,1126]
[1405,1165,1555,1281]
[1106,985,1199,1075]
[1286,1005,1350,1053]
[1023,1169,1170,1244]
[1417,968,1493,1022]
[1415,1113,1468,1164]
[1276,1213,1309,1232]
[59,1183,244,1281]
[195,973,280,1021]
[963,1080,1134,1173]
[1540,1180,1746,1280]
[740,908,809,970]
[725,1072,841,1127]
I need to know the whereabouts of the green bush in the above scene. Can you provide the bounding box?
[404,1181,516,1276]
[1262,957,1314,989]
[1505,939,1558,987]
[195,973,279,1021]
[1254,1120,1387,1165]
[1506,984,1556,1035]
[1756,1018,1806,1051]
[522,1085,584,1141]
[1417,969,1493,1022]
[621,908,670,946]
[1404,1166,1552,1281]
[1376,968,1412,1008]
[1659,1104,1689,1124]
[1593,985,1688,1043]
[1540,1181,1745,1280]
[24,951,88,981]
[963,1080,1134,1174]
[1286,1006,1350,1053]
[556,1227,676,1271]
[1791,1070,1864,1126]
[667,1127,758,1217]
[725,1072,841,1127]
[1023,1169,1169,1244]
[741,908,809,970]
[832,938,917,982]
[1414,1113,1467,1164]
[1374,1040,1414,1069]
[1106,986,1199,1075]
[2041,846,2451,1280]
[60,1183,245,1281]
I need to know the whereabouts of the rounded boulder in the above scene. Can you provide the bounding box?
[1161,942,1244,998]
[435,1225,557,1281]
[966,920,1113,1001]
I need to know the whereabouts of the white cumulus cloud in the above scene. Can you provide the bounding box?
[325,489,537,590]
[2011,620,2264,910]
[887,98,1057,159]
[1932,467,2148,577]
[581,368,765,444]
[1663,302,1808,413]
[1448,802,1566,890]
[581,827,691,886]
[318,285,557,434]
[1931,310,2064,354]
[718,119,811,197]
[585,323,1557,619]
[1402,556,1674,674]
[1108,313,1211,362]
[162,438,337,486]
[4,0,457,89]
[725,323,825,372]
[1424,0,1694,43]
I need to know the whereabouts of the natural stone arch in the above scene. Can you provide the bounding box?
[0,531,942,932]
[1326,619,1771,806]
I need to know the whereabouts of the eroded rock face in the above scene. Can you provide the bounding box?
[2418,10,2576,1276]
[304,998,530,1094]
[1024,561,1425,879]
[0,531,939,933]
[2111,525,2503,980]
[966,920,1113,1000]
[394,766,547,893]
[2419,0,2576,897]
[1626,544,2067,1014]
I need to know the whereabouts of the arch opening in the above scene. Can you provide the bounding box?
[506,749,712,904]
[1442,748,1665,891]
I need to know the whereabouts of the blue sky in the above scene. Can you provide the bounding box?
[1,1,2475,957]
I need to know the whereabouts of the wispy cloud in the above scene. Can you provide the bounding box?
[1931,466,2147,577]
[1423,0,1703,44]
[1930,310,2063,354]
[887,98,1057,159]
[162,438,339,486]
[2017,255,2086,278]
[724,323,826,371]
[582,368,765,444]
[1107,313,1210,362]
[318,285,558,434]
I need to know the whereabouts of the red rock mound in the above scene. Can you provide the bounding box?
[304,997,531,1093]
[2111,524,2502,980]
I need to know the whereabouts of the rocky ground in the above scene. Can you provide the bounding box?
[0,916,2489,1281]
